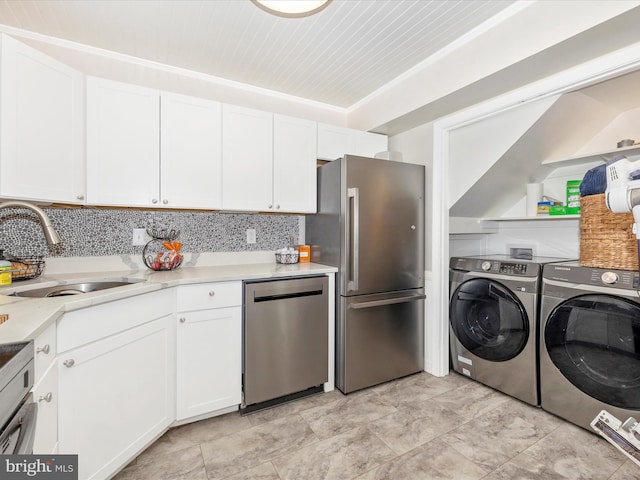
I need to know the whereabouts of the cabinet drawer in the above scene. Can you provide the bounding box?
[34,322,56,383]
[58,289,175,352]
[177,282,241,311]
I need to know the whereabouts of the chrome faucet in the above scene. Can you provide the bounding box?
[0,201,62,245]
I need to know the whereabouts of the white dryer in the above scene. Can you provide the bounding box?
[540,262,640,430]
[449,255,571,406]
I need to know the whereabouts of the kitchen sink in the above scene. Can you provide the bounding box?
[10,281,143,298]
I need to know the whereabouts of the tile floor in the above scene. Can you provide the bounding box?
[113,372,638,480]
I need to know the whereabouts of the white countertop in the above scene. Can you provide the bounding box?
[0,261,337,344]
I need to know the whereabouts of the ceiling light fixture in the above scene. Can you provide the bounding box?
[251,0,332,18]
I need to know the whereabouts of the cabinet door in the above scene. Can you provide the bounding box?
[355,131,388,158]
[176,306,241,420]
[222,105,273,211]
[86,77,160,207]
[32,360,58,455]
[161,92,222,209]
[58,317,174,480]
[317,123,355,161]
[273,114,317,213]
[0,34,85,203]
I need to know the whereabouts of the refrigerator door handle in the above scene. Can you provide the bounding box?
[349,293,426,309]
[347,187,359,292]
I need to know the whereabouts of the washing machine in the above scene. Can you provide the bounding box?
[449,254,571,406]
[540,262,640,430]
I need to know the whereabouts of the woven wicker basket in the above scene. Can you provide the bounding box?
[579,193,639,271]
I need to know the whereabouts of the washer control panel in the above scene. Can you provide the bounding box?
[544,263,640,290]
[498,262,528,275]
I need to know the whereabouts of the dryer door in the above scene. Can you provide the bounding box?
[450,278,529,362]
[545,294,640,409]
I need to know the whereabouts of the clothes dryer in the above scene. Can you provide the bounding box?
[540,262,640,430]
[449,255,571,406]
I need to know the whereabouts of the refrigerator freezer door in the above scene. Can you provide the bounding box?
[336,289,425,393]
[343,155,424,296]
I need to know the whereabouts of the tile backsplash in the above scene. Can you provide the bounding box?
[0,206,300,258]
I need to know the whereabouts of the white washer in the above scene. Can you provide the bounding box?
[540,262,640,430]
[449,255,571,406]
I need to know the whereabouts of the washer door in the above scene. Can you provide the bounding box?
[545,294,640,409]
[450,278,529,362]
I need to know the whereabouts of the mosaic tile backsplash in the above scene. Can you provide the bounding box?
[0,206,300,258]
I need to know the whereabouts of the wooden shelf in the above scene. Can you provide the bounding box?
[542,145,640,167]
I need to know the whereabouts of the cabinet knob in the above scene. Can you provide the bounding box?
[179,317,186,323]
[76,194,84,200]
[63,359,75,368]
[36,344,50,355]
[152,199,158,204]
[162,199,168,205]
[209,291,215,297]
[276,205,280,209]
[38,392,53,403]
[268,204,273,209]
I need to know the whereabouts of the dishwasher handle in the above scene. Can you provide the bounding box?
[252,282,325,302]
[349,293,426,310]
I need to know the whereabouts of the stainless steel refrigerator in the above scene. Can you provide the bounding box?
[306,154,425,393]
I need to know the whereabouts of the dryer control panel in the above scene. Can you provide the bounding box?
[450,257,539,277]
[544,263,640,290]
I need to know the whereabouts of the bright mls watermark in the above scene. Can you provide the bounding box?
[1,455,78,479]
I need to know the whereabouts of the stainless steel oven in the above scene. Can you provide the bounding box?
[0,341,37,454]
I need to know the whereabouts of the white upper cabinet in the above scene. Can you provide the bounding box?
[273,114,317,213]
[161,92,222,209]
[86,77,160,207]
[317,123,388,161]
[222,105,274,211]
[87,78,222,209]
[0,34,85,203]
[222,107,317,213]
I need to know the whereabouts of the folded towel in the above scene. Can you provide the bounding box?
[580,163,607,196]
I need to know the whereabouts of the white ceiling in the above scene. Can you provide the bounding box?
[0,0,514,108]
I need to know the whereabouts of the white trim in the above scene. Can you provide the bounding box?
[0,25,346,114]
[430,39,640,379]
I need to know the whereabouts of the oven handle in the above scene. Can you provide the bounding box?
[14,401,37,455]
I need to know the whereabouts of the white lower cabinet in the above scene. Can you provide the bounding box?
[57,290,175,480]
[32,360,58,454]
[176,282,242,421]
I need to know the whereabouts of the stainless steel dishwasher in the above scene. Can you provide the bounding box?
[243,275,328,412]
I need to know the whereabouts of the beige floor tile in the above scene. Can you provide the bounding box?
[368,402,466,455]
[246,390,344,427]
[200,414,318,479]
[480,452,572,480]
[440,398,561,471]
[300,389,397,439]
[272,425,396,480]
[430,380,510,421]
[609,460,640,480]
[372,372,469,408]
[224,462,281,480]
[112,444,207,480]
[523,423,626,479]
[356,439,488,480]
[136,411,252,462]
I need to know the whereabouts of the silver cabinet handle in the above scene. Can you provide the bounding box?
[162,199,168,205]
[268,204,273,209]
[347,187,360,292]
[276,204,280,209]
[36,344,50,355]
[179,317,186,323]
[38,392,53,403]
[209,291,215,297]
[152,198,158,204]
[63,359,75,368]
[77,194,84,200]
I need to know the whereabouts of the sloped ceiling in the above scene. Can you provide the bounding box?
[0,0,514,108]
